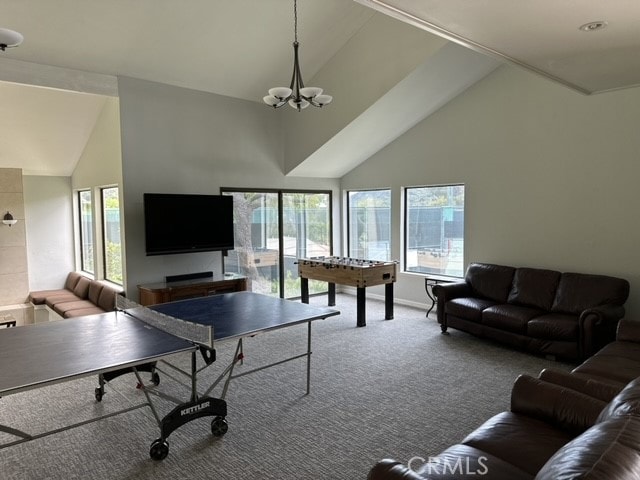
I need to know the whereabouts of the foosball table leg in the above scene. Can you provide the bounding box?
[328,283,336,306]
[301,277,309,304]
[385,283,394,320]
[357,287,366,327]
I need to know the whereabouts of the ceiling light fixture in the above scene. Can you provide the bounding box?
[263,0,332,111]
[0,28,24,51]
[3,212,17,227]
[579,21,608,32]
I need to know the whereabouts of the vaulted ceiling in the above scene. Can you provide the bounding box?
[1,0,638,176]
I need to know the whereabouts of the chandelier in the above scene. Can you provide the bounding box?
[263,0,332,111]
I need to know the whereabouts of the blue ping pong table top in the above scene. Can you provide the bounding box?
[150,291,340,341]
[0,311,196,397]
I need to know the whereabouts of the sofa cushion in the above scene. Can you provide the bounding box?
[507,268,561,311]
[64,272,83,291]
[29,289,68,305]
[465,263,516,303]
[551,272,630,314]
[87,281,104,305]
[536,416,640,480]
[482,304,544,334]
[97,286,118,311]
[53,300,96,317]
[538,369,622,403]
[527,314,578,341]
[445,297,497,323]
[573,355,640,387]
[45,293,83,309]
[63,307,105,318]
[511,375,606,434]
[461,411,573,476]
[597,377,640,422]
[72,276,91,299]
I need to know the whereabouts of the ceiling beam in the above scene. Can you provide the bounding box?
[0,58,117,97]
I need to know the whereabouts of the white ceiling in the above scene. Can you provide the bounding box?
[1,0,639,176]
[358,0,640,95]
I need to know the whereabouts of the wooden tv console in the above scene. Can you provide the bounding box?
[137,273,247,306]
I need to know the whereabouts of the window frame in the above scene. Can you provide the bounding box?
[100,186,123,285]
[402,183,465,279]
[346,188,392,261]
[77,189,95,275]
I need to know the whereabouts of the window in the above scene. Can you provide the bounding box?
[78,190,94,274]
[222,189,332,299]
[404,185,465,277]
[347,189,391,261]
[101,187,123,284]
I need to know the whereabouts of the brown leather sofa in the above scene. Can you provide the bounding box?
[368,319,640,480]
[29,271,121,318]
[434,263,629,360]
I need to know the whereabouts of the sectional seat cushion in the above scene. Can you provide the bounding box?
[482,304,544,334]
[527,314,578,341]
[445,297,497,322]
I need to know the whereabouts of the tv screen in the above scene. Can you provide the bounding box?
[144,193,234,256]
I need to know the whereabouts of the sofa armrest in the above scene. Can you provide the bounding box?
[616,319,640,343]
[432,282,472,326]
[538,368,622,403]
[511,375,606,434]
[368,459,426,480]
[578,304,625,358]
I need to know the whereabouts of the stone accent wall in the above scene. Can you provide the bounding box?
[0,168,31,325]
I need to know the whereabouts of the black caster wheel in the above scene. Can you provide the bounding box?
[94,387,104,402]
[149,439,169,460]
[211,416,228,437]
[151,372,160,386]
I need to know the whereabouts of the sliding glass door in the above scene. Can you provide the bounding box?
[222,189,332,299]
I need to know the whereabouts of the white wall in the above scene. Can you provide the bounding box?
[71,97,122,189]
[341,64,640,316]
[117,77,341,299]
[23,175,74,290]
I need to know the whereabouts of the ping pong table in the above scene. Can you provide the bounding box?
[0,291,339,460]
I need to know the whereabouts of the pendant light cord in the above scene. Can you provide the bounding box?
[294,0,298,43]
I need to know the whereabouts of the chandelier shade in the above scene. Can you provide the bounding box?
[263,0,333,111]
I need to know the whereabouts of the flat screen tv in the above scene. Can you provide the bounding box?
[144,193,234,256]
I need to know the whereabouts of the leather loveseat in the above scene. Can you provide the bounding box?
[434,263,629,360]
[368,319,640,480]
[29,271,121,318]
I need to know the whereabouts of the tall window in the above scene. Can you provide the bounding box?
[347,189,391,261]
[101,187,123,284]
[404,185,465,278]
[78,190,94,274]
[222,189,332,299]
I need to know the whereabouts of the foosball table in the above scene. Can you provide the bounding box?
[297,256,397,327]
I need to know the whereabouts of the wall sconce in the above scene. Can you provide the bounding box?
[3,212,17,227]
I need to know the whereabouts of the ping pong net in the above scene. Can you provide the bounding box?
[116,295,213,349]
